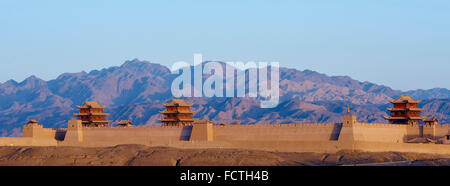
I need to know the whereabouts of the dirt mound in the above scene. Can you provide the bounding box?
[0,145,449,166]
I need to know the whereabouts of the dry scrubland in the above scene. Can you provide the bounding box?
[0,144,449,166]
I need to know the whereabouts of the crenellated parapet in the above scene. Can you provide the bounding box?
[216,123,337,128]
[1,110,449,155]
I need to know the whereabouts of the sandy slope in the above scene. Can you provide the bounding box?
[0,144,449,166]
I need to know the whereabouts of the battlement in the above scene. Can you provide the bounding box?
[0,115,448,154]
[431,124,450,128]
[81,125,187,130]
[23,122,62,139]
[350,122,409,128]
[217,123,337,128]
[15,117,450,147]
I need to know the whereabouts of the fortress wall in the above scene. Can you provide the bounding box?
[64,123,342,147]
[183,140,342,153]
[0,137,32,146]
[349,123,450,143]
[339,115,416,143]
[0,137,57,146]
[350,141,450,155]
[2,118,450,155]
[216,140,340,153]
[190,122,213,141]
[36,128,58,140]
[20,124,60,146]
[345,123,409,143]
[224,140,450,154]
[406,124,422,139]
[433,124,450,138]
[23,125,57,139]
[214,123,339,142]
[422,125,435,139]
[66,126,192,146]
[422,124,450,142]
[54,129,67,141]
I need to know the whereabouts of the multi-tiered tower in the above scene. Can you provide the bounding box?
[159,99,197,126]
[385,95,423,125]
[73,101,112,127]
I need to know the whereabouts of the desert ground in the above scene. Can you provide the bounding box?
[0,144,449,166]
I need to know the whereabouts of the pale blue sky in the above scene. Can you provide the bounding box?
[0,0,448,90]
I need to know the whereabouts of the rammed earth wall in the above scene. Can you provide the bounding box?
[1,116,450,155]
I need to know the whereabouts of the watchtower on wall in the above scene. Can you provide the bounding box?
[73,101,112,127]
[423,116,439,126]
[22,120,43,137]
[385,95,423,125]
[158,99,197,126]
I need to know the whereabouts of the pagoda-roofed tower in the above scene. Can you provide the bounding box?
[158,99,197,126]
[384,95,424,125]
[73,101,112,127]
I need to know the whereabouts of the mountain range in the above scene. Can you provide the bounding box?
[0,59,448,136]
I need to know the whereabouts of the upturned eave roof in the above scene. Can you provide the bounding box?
[387,108,424,112]
[389,95,421,104]
[163,99,194,107]
[76,101,107,109]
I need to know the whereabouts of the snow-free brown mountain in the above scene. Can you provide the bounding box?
[0,59,448,136]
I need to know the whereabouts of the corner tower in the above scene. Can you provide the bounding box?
[159,99,197,126]
[385,95,423,125]
[73,101,112,127]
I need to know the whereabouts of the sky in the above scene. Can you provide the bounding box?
[0,0,449,91]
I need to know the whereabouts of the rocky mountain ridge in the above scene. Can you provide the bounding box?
[0,59,448,136]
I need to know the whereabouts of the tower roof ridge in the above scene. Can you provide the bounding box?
[76,101,107,109]
[390,95,421,104]
[163,99,194,106]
